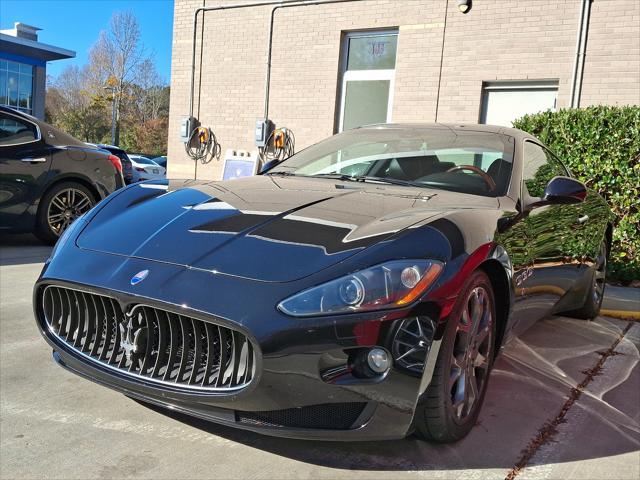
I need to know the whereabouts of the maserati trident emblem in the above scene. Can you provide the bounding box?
[119,314,147,363]
[130,269,149,286]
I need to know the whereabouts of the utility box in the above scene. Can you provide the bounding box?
[254,119,274,148]
[180,116,198,143]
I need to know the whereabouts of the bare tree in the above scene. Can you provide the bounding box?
[54,65,90,109]
[88,11,147,144]
[131,58,165,122]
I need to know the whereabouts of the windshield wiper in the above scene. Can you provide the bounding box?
[265,171,298,176]
[354,176,423,187]
[310,173,423,188]
[309,173,353,180]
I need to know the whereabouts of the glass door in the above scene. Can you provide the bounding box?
[338,31,398,132]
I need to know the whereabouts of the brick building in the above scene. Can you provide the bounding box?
[167,0,640,180]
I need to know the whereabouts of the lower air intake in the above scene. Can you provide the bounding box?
[236,402,368,430]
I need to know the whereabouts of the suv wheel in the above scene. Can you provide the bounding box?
[35,182,95,244]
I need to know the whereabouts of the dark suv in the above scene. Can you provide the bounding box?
[0,106,125,243]
[95,144,134,185]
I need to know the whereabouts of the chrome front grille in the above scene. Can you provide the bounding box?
[41,285,256,391]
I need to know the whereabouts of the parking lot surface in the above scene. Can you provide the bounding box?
[1,235,639,480]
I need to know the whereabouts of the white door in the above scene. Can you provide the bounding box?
[481,82,558,127]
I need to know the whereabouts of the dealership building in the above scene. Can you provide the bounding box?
[167,0,640,180]
[0,22,75,119]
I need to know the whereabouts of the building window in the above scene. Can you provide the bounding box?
[480,80,558,127]
[0,59,34,115]
[338,30,397,132]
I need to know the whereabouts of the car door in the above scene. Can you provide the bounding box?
[516,140,584,329]
[0,111,51,230]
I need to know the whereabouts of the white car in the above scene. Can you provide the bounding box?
[128,155,166,182]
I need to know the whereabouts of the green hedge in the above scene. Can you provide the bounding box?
[513,106,640,284]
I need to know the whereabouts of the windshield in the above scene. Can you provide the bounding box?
[269,127,515,197]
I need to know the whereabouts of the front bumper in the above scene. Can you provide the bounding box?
[34,248,441,441]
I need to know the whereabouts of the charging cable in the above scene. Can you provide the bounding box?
[259,127,295,163]
[185,126,221,164]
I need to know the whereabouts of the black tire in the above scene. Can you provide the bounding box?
[35,182,96,244]
[565,240,607,320]
[414,270,497,443]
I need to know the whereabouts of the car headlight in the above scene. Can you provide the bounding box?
[278,260,443,317]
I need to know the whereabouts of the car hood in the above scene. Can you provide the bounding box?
[77,176,498,282]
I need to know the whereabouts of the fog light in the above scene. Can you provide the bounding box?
[367,348,391,374]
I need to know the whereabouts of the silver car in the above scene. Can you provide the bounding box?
[128,154,167,182]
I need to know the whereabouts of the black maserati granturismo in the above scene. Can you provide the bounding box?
[0,106,124,243]
[33,124,612,442]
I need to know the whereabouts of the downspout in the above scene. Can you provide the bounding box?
[188,0,306,180]
[194,0,206,180]
[570,0,592,109]
[263,0,363,122]
[434,0,448,122]
[188,0,364,121]
[189,0,303,119]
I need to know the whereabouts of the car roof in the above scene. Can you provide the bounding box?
[1,106,92,148]
[96,143,127,153]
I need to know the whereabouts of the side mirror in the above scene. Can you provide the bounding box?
[543,176,587,204]
[259,159,280,174]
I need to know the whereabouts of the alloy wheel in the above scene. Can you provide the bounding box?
[47,188,92,236]
[448,286,493,423]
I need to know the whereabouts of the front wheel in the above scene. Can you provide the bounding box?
[414,270,496,443]
[35,182,96,244]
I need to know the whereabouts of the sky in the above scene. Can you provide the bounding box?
[0,0,174,82]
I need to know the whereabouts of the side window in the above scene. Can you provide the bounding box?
[522,141,565,197]
[543,147,570,177]
[0,113,38,146]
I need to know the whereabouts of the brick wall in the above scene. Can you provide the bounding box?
[168,0,640,180]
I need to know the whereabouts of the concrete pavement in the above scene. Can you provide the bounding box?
[1,235,638,480]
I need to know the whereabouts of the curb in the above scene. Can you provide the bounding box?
[602,285,640,320]
[600,309,640,321]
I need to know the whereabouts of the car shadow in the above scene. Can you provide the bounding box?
[135,316,640,471]
[0,234,52,266]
